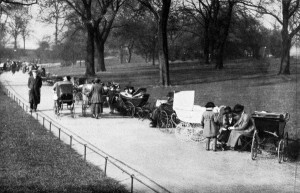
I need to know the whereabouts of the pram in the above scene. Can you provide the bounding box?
[54,81,75,117]
[250,111,290,163]
[117,88,150,117]
[173,91,224,142]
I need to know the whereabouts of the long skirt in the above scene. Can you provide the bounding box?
[91,103,103,115]
[218,129,231,144]
[227,130,252,148]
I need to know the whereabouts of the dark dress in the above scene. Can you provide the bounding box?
[28,75,42,110]
[89,83,104,116]
[218,114,235,144]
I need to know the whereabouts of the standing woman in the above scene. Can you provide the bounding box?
[89,78,104,119]
[28,70,42,112]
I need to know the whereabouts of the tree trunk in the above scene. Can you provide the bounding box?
[215,43,225,69]
[23,37,26,50]
[157,0,171,86]
[127,45,133,63]
[95,39,106,72]
[279,1,291,75]
[85,24,95,76]
[214,1,234,69]
[14,36,17,50]
[279,36,291,74]
[204,21,210,64]
[55,17,59,45]
[119,46,124,64]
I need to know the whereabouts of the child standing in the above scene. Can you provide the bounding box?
[200,102,219,151]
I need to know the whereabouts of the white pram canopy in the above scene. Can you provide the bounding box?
[173,91,221,124]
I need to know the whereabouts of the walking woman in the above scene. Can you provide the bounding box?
[28,70,42,112]
[89,78,104,119]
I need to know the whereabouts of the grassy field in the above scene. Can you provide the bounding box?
[0,87,129,192]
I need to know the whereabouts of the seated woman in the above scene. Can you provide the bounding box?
[226,104,255,150]
[218,106,235,150]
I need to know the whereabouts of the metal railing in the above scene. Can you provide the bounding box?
[0,82,171,193]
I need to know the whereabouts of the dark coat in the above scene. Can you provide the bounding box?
[200,109,219,138]
[89,83,104,103]
[28,75,42,104]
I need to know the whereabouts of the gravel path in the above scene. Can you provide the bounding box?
[0,71,299,193]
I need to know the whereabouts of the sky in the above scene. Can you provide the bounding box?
[23,4,54,49]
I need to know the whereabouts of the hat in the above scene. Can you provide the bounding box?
[223,106,232,115]
[205,102,215,108]
[166,92,174,98]
[94,78,100,83]
[233,104,244,114]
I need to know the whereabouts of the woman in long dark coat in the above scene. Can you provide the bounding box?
[89,78,104,119]
[28,70,42,112]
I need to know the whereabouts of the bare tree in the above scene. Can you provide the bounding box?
[38,0,69,46]
[245,0,300,74]
[138,0,172,86]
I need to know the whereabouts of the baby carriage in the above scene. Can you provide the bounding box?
[173,91,224,142]
[117,88,150,117]
[54,81,75,117]
[250,111,290,163]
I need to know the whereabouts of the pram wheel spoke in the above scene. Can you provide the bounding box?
[278,139,285,163]
[251,131,258,160]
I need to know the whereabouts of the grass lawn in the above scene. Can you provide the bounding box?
[0,87,128,192]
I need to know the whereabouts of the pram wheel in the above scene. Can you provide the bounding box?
[283,132,289,162]
[158,110,169,128]
[251,131,258,160]
[125,101,135,117]
[278,139,285,163]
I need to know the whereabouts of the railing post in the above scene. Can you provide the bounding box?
[49,122,52,132]
[26,105,28,112]
[43,117,45,128]
[84,144,87,161]
[70,135,73,148]
[84,144,86,161]
[104,157,108,176]
[131,174,134,193]
[36,113,38,120]
[58,128,61,140]
[22,103,24,110]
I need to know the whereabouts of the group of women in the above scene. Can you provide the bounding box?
[200,103,255,151]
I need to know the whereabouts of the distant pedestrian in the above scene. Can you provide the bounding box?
[28,70,42,112]
[200,102,219,151]
[89,78,104,119]
[11,61,16,74]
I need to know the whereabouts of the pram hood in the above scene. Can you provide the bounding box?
[173,90,222,123]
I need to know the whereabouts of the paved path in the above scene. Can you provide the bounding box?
[0,71,299,193]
